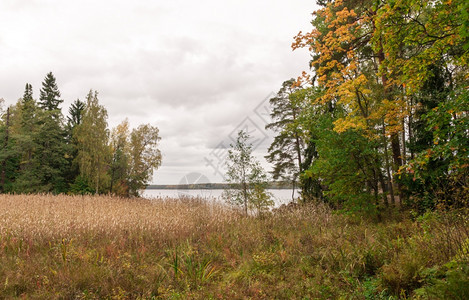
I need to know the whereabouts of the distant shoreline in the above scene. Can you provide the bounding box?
[146,182,294,190]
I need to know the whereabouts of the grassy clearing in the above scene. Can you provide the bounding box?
[0,194,468,299]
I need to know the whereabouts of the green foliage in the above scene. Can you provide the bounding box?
[415,261,469,299]
[284,0,468,214]
[67,98,85,130]
[109,120,131,196]
[0,108,19,193]
[401,89,469,210]
[0,74,161,196]
[461,0,469,50]
[74,90,111,194]
[65,99,86,187]
[249,183,274,217]
[69,175,94,195]
[223,130,273,215]
[265,79,305,186]
[22,83,33,103]
[300,104,383,214]
[38,72,63,111]
[33,110,69,193]
[128,124,162,196]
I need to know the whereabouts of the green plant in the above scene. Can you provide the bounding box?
[415,261,469,299]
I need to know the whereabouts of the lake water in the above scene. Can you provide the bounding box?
[142,189,297,207]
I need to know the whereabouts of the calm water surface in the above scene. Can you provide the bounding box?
[142,189,297,207]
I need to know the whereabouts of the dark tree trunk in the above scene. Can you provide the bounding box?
[1,107,10,192]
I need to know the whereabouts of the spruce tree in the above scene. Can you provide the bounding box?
[65,99,86,188]
[67,99,85,129]
[34,74,68,192]
[17,84,39,179]
[33,109,68,193]
[19,84,37,127]
[22,83,34,103]
[39,72,63,111]
[12,99,42,193]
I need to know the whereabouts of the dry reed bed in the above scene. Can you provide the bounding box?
[0,194,240,240]
[0,195,468,298]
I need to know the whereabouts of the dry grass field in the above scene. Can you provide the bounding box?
[0,194,237,240]
[0,194,467,299]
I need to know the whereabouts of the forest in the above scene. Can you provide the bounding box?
[265,0,468,214]
[0,72,161,197]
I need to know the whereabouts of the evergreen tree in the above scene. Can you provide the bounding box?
[39,72,63,111]
[20,84,37,128]
[33,73,69,192]
[23,83,34,103]
[67,99,85,129]
[0,107,13,192]
[12,85,40,192]
[32,109,68,193]
[65,98,86,187]
[265,79,305,198]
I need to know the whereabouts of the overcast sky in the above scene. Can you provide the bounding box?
[0,0,316,184]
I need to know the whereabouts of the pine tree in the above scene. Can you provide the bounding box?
[265,79,306,199]
[39,72,63,111]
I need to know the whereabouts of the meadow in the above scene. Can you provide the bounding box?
[0,194,468,299]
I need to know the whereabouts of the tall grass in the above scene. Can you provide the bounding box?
[0,195,237,239]
[0,194,467,299]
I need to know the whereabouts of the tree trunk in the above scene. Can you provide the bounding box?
[291,178,296,202]
[294,133,303,174]
[402,118,406,165]
[242,164,248,215]
[376,33,403,206]
[409,96,415,160]
[382,122,396,206]
[378,167,389,207]
[110,155,115,194]
[1,107,10,192]
[291,105,303,202]
[243,181,248,215]
[96,158,100,195]
[390,133,403,205]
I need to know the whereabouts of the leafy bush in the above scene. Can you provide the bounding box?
[415,261,469,299]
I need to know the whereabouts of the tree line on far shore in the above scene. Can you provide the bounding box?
[0,72,161,196]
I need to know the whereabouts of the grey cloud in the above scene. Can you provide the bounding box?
[0,0,316,184]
